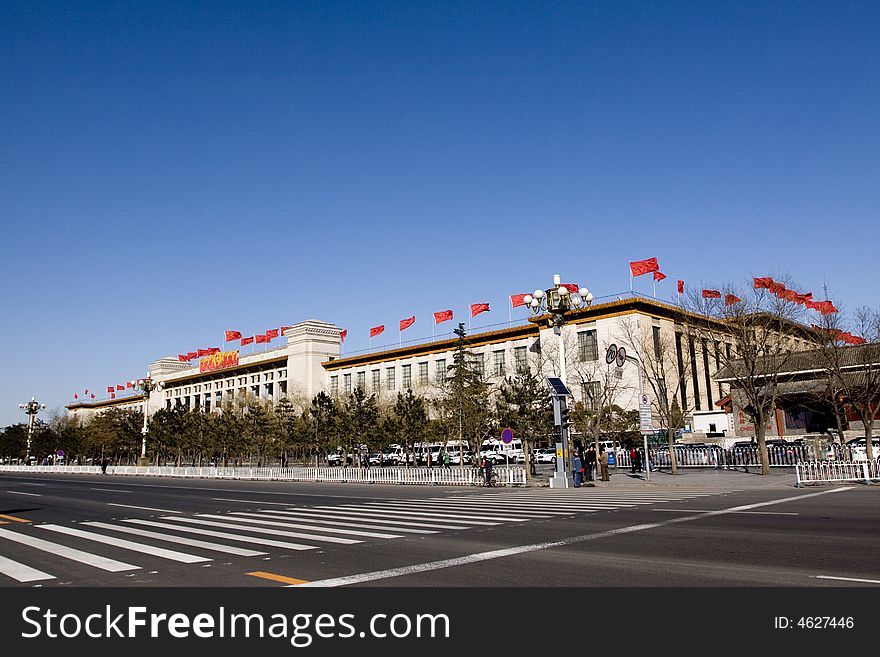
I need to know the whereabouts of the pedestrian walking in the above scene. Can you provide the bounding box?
[100,456,109,475]
[572,453,583,487]
[443,449,450,468]
[599,446,610,481]
[483,456,494,487]
[630,447,638,473]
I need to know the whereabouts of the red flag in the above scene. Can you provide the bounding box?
[702,289,721,299]
[753,277,773,289]
[74,393,78,399]
[240,336,254,346]
[470,303,490,317]
[399,316,415,331]
[116,385,124,391]
[629,258,659,277]
[265,329,279,339]
[653,271,667,282]
[225,330,242,341]
[677,280,684,294]
[280,326,293,334]
[126,381,133,389]
[84,389,89,395]
[255,334,270,343]
[778,289,799,302]
[186,351,198,360]
[434,310,453,324]
[370,325,385,338]
[510,293,529,308]
[178,354,190,362]
[111,393,116,399]
[725,294,742,305]
[768,281,786,294]
[90,393,95,399]
[818,301,838,315]
[339,329,347,343]
[107,386,114,393]
[561,283,579,293]
[197,348,211,357]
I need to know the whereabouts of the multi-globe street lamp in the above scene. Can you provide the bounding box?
[135,377,163,466]
[18,397,46,464]
[524,274,593,487]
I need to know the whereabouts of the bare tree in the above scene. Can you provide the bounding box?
[814,307,880,461]
[684,278,807,475]
[616,316,697,474]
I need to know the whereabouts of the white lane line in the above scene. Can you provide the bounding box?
[163,516,361,545]
[365,501,567,516]
[90,488,132,493]
[108,503,182,514]
[245,511,438,534]
[0,527,138,572]
[82,522,266,557]
[652,509,799,515]
[5,491,41,497]
[39,524,210,563]
[276,509,471,530]
[0,554,55,582]
[13,483,46,487]
[213,498,296,506]
[356,503,541,522]
[195,514,401,539]
[814,575,880,585]
[121,518,317,551]
[296,488,854,587]
[322,505,503,524]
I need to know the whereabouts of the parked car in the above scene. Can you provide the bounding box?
[327,448,352,466]
[534,447,556,464]
[846,437,880,462]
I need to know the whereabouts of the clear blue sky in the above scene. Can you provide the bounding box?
[1,1,878,426]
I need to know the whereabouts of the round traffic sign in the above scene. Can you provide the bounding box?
[501,427,514,444]
[56,450,64,457]
[605,344,618,365]
[616,346,627,367]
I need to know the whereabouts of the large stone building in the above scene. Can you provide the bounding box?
[67,295,820,438]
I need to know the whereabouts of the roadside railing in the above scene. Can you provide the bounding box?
[795,460,880,486]
[0,464,526,486]
[614,445,817,470]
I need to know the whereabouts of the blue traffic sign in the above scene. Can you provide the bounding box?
[501,427,514,444]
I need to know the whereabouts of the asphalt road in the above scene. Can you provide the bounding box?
[1,472,878,588]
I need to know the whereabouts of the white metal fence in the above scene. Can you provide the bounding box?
[614,445,817,470]
[0,464,526,486]
[795,460,880,486]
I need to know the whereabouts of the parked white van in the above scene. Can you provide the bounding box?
[480,438,524,464]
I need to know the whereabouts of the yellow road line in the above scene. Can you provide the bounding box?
[0,514,31,523]
[247,571,310,586]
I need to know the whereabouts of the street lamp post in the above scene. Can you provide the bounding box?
[623,353,652,482]
[18,397,46,465]
[524,274,593,487]
[135,377,163,466]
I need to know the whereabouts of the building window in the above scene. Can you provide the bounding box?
[436,359,447,384]
[675,332,688,408]
[472,353,484,378]
[279,381,287,395]
[689,337,701,411]
[386,367,396,390]
[418,362,428,386]
[330,376,338,396]
[356,371,365,390]
[702,338,713,409]
[653,326,662,359]
[402,364,412,389]
[372,369,380,391]
[344,373,352,395]
[582,381,601,411]
[493,350,505,377]
[514,346,527,372]
[578,330,598,362]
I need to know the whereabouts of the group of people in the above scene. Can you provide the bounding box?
[571,443,610,487]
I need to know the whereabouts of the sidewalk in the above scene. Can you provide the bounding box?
[528,467,800,490]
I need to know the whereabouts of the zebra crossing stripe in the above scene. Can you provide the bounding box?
[38,525,211,563]
[347,504,531,523]
[81,522,266,556]
[239,512,438,534]
[0,553,55,582]
[310,505,500,525]
[0,527,138,572]
[163,516,362,545]
[276,509,472,531]
[367,500,572,515]
[120,519,317,551]
[195,514,402,539]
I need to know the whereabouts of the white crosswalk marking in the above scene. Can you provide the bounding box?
[0,553,55,582]
[270,508,471,530]
[238,511,438,534]
[0,527,138,572]
[38,525,211,563]
[120,518,317,551]
[161,516,362,544]
[81,522,266,556]
[194,514,402,539]
[314,505,502,525]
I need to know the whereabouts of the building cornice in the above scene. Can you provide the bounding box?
[66,394,145,411]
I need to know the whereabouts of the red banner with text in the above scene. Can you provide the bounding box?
[200,349,240,373]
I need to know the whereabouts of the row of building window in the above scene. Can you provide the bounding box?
[164,370,287,398]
